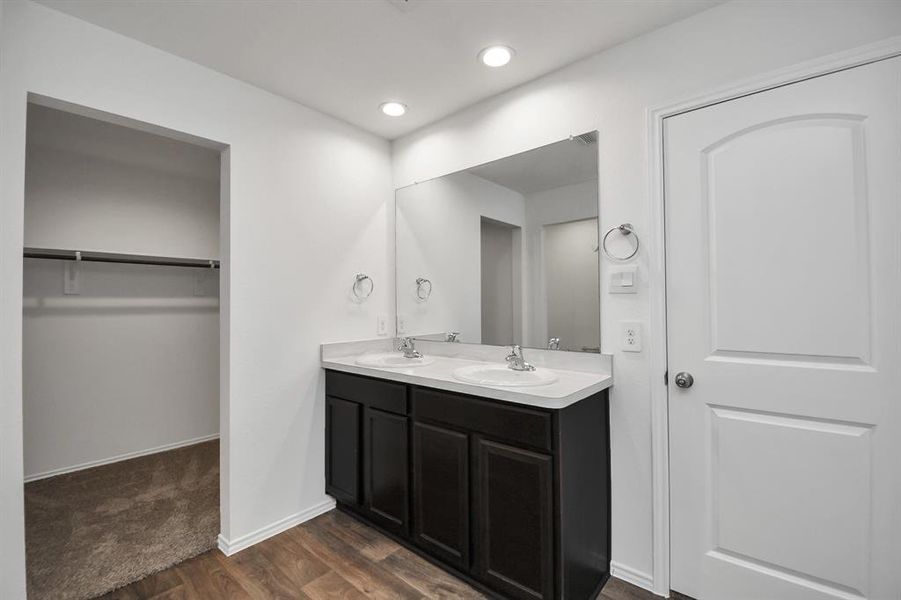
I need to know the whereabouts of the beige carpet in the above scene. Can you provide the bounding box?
[25,440,219,600]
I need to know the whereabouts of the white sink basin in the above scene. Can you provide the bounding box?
[452,364,558,387]
[355,353,435,368]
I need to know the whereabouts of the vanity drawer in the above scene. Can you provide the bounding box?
[326,370,407,415]
[411,387,553,452]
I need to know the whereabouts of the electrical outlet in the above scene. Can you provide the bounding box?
[396,314,407,334]
[376,314,388,336]
[622,321,642,352]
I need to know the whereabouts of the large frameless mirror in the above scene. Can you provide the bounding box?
[395,132,600,352]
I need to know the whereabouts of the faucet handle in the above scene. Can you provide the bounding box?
[397,336,423,359]
[505,345,536,371]
[506,345,524,364]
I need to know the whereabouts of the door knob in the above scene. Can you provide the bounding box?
[674,372,694,389]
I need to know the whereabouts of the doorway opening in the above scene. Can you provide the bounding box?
[541,217,600,353]
[21,96,229,600]
[480,217,522,346]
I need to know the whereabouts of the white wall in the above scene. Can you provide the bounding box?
[23,261,220,479]
[25,104,221,258]
[0,2,393,598]
[392,0,901,588]
[396,172,524,342]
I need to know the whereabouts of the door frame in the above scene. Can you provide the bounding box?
[14,93,233,569]
[645,35,901,598]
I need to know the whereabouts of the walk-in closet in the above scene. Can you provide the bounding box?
[22,101,223,600]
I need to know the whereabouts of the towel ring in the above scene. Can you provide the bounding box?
[352,273,374,301]
[602,223,640,261]
[415,277,432,301]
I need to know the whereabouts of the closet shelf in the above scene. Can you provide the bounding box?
[23,247,220,269]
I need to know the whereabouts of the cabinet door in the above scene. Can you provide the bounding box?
[364,407,409,534]
[325,396,361,505]
[412,422,470,571]
[475,438,554,600]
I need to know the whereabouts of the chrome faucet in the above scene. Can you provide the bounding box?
[445,331,461,342]
[397,337,422,359]
[547,337,560,350]
[506,345,536,372]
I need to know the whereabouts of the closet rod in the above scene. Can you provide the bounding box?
[23,247,220,269]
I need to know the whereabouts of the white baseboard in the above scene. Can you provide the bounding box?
[23,433,221,483]
[217,497,336,556]
[611,561,658,595]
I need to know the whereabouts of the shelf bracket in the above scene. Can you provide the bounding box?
[64,254,80,295]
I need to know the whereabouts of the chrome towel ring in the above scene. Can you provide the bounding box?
[602,223,640,261]
[415,277,432,301]
[352,273,374,301]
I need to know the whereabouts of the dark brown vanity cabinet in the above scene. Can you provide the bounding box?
[325,371,410,533]
[363,407,409,534]
[324,395,360,505]
[476,438,554,600]
[324,369,611,600]
[412,421,470,570]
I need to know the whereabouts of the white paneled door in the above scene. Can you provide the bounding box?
[665,57,901,600]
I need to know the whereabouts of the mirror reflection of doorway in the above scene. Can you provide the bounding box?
[395,132,599,350]
[480,217,522,346]
[543,217,600,352]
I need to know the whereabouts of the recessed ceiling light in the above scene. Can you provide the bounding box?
[478,45,514,68]
[380,101,407,117]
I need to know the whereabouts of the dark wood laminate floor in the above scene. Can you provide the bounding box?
[99,509,659,600]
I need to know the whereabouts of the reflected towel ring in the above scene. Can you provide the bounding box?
[352,273,374,301]
[415,277,432,301]
[602,223,640,261]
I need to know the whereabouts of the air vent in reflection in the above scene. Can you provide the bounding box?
[573,132,597,146]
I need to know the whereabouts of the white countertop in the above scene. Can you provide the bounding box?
[321,352,612,410]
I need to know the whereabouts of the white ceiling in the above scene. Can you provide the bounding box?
[469,133,597,195]
[36,0,721,140]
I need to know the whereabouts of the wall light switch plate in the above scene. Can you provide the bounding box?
[396,314,407,334]
[610,267,638,294]
[622,321,642,352]
[376,314,388,336]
